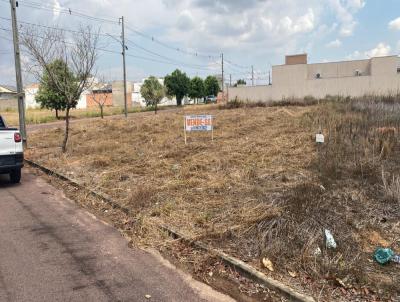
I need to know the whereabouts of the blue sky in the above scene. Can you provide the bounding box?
[0,0,399,86]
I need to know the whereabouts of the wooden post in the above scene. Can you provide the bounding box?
[211,116,214,141]
[184,116,187,145]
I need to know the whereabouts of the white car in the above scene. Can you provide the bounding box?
[0,115,23,183]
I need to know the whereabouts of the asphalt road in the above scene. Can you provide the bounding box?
[0,171,234,302]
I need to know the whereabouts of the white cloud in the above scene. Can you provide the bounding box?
[328,0,365,36]
[389,17,400,30]
[346,50,362,60]
[52,0,61,20]
[326,39,342,48]
[176,10,195,31]
[346,43,392,60]
[366,43,391,58]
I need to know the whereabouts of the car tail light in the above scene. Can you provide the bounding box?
[14,132,22,143]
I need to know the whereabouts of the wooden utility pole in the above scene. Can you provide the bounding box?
[229,74,232,86]
[120,16,127,118]
[10,0,27,145]
[269,70,271,85]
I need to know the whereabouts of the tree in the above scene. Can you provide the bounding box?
[164,69,190,106]
[188,77,205,104]
[140,76,165,114]
[22,25,98,152]
[35,62,69,119]
[92,82,110,119]
[204,75,220,96]
[234,79,246,87]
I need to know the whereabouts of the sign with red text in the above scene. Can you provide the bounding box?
[185,115,213,132]
[184,115,214,144]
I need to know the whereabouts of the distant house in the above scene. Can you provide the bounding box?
[86,83,113,108]
[25,83,40,109]
[0,85,17,99]
[132,78,177,107]
[0,85,18,110]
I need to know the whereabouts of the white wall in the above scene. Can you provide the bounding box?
[229,56,400,102]
[133,78,177,107]
[25,87,40,109]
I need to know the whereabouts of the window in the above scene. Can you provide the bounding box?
[316,73,321,79]
[397,67,400,74]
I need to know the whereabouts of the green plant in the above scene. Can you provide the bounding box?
[164,69,190,106]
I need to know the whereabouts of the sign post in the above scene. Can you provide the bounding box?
[184,115,214,144]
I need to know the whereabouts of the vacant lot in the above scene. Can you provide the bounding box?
[2,106,143,126]
[27,100,400,301]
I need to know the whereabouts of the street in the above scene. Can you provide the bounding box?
[0,171,234,302]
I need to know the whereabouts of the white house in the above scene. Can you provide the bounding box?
[132,78,178,107]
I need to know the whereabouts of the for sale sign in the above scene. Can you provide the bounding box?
[185,115,213,132]
[184,115,214,144]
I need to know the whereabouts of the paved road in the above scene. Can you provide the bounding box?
[0,171,234,302]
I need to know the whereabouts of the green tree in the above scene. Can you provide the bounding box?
[35,77,67,119]
[22,26,98,152]
[234,79,246,87]
[188,77,205,104]
[164,69,190,106]
[140,76,165,114]
[204,75,220,96]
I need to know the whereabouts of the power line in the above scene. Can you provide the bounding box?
[8,0,250,70]
[125,38,219,71]
[11,0,119,25]
[0,16,120,39]
[124,24,220,60]
[1,26,219,72]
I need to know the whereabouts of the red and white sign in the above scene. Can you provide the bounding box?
[185,115,213,132]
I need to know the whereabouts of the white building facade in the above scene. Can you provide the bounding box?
[229,55,400,102]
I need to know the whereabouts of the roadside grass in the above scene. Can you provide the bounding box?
[27,96,400,300]
[1,105,177,126]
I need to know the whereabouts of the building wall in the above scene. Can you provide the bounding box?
[229,56,400,102]
[25,87,40,109]
[86,92,113,108]
[112,81,132,108]
[285,54,307,65]
[0,98,18,110]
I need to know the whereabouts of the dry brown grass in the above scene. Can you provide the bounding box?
[27,105,314,236]
[27,100,400,300]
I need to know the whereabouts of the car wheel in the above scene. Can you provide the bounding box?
[10,168,21,183]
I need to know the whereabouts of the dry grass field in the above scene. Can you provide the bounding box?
[1,106,143,126]
[27,99,400,301]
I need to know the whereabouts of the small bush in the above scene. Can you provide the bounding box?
[219,97,244,109]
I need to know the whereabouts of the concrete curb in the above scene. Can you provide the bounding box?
[26,159,316,302]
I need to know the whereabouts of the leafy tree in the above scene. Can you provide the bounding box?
[140,76,165,114]
[204,75,220,96]
[22,26,98,152]
[234,79,246,87]
[188,77,205,104]
[35,66,68,119]
[164,69,190,106]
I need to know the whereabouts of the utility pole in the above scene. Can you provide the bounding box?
[268,70,271,85]
[229,74,232,87]
[251,65,254,86]
[221,53,224,94]
[120,16,127,118]
[10,0,27,145]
